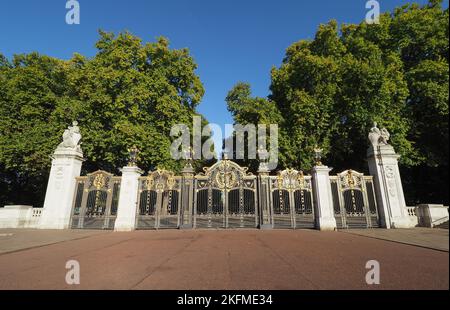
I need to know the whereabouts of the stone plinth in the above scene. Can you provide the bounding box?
[180,166,195,229]
[257,165,272,229]
[39,148,84,229]
[114,166,143,231]
[311,165,337,231]
[417,204,449,228]
[0,205,33,228]
[367,144,412,228]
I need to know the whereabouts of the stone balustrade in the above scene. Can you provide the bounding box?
[416,204,449,228]
[406,206,419,227]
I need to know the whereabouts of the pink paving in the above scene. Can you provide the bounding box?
[0,229,448,290]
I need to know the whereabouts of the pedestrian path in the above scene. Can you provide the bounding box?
[341,227,449,252]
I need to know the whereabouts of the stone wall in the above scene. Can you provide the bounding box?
[0,206,42,229]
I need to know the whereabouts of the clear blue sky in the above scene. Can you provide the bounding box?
[1,0,445,150]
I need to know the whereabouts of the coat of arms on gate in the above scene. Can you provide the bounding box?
[338,170,363,191]
[215,162,237,190]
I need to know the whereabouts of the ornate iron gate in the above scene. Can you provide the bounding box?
[70,170,121,229]
[269,169,315,229]
[136,170,181,229]
[330,170,379,229]
[193,158,258,228]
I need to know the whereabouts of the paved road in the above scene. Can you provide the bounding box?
[0,229,448,290]
[0,229,106,254]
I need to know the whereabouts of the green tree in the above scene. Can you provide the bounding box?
[225,82,283,171]
[0,31,209,207]
[66,31,206,172]
[226,0,449,204]
[0,52,70,206]
[343,0,449,203]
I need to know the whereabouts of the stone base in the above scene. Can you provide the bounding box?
[39,216,71,230]
[114,225,135,232]
[114,219,136,231]
[0,206,33,229]
[390,217,416,229]
[417,204,449,228]
[114,166,143,232]
[259,224,273,230]
[317,217,337,231]
[180,223,193,229]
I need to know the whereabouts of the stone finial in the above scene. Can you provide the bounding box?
[57,121,82,152]
[368,122,390,147]
[183,146,194,169]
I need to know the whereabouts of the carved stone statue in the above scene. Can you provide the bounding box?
[368,122,390,147]
[57,121,82,152]
[380,127,390,145]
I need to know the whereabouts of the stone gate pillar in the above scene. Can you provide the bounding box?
[367,122,412,228]
[311,165,337,231]
[114,165,143,231]
[179,147,195,229]
[258,165,272,229]
[180,165,195,229]
[257,147,272,229]
[40,122,84,229]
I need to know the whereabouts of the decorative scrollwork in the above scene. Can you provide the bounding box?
[196,158,254,191]
[93,174,105,190]
[142,175,154,191]
[297,171,306,189]
[86,170,112,192]
[140,169,179,193]
[166,174,176,190]
[338,169,363,191]
[215,167,237,190]
[274,169,311,191]
[276,173,284,189]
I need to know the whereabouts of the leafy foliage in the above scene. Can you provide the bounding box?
[226,1,449,204]
[0,31,208,206]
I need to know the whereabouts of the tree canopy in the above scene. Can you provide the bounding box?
[226,0,449,204]
[0,31,209,206]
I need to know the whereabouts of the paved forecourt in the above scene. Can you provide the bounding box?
[0,229,448,290]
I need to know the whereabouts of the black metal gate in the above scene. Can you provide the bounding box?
[330,170,379,229]
[269,169,315,229]
[70,170,121,229]
[136,169,181,229]
[193,158,258,228]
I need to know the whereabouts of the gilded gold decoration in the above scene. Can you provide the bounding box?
[140,169,179,193]
[93,174,105,190]
[275,169,311,191]
[216,168,237,190]
[297,171,305,189]
[166,174,176,190]
[347,170,355,188]
[276,173,284,189]
[197,157,254,191]
[143,175,154,191]
[338,169,363,192]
